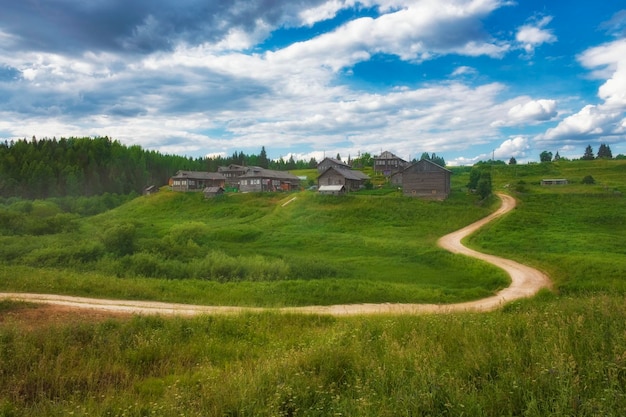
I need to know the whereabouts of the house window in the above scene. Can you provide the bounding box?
[241,180,248,185]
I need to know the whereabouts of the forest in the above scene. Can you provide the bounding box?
[0,137,320,199]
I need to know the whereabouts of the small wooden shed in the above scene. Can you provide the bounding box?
[203,186,225,198]
[318,185,346,195]
[541,178,568,185]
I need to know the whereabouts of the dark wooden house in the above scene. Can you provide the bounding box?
[399,159,451,200]
[317,157,351,173]
[171,171,226,192]
[374,151,409,176]
[238,167,301,192]
[317,167,370,192]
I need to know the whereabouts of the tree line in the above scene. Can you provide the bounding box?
[0,138,324,199]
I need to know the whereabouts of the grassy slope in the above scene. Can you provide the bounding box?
[0,179,507,306]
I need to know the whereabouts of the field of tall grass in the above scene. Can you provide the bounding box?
[1,159,626,416]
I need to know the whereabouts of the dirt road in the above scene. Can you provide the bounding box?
[0,193,552,316]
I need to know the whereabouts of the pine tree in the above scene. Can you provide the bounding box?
[597,143,613,159]
[582,145,595,160]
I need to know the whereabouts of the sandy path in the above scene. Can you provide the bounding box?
[0,193,551,316]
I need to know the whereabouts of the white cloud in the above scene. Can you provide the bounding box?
[542,38,626,142]
[516,16,557,54]
[508,99,557,122]
[495,136,530,158]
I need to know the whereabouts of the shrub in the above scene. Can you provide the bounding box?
[582,175,595,184]
[101,223,136,256]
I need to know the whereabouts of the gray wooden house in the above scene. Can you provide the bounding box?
[171,171,226,192]
[217,164,252,187]
[397,159,451,199]
[317,167,370,192]
[238,167,301,192]
[317,157,351,173]
[374,151,409,176]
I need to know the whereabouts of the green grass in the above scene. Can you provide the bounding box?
[2,294,626,416]
[0,186,507,306]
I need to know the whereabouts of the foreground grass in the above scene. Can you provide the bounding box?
[1,293,625,416]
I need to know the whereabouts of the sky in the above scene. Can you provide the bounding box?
[0,1,625,166]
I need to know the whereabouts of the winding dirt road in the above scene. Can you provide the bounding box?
[0,193,551,316]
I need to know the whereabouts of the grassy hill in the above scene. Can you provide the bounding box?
[0,179,508,306]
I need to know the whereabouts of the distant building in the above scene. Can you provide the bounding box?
[317,157,351,173]
[317,167,370,192]
[171,171,226,192]
[374,151,409,176]
[318,185,346,195]
[218,164,253,187]
[203,186,225,198]
[238,167,301,192]
[397,159,451,200]
[541,179,568,185]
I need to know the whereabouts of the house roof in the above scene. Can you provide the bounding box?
[172,170,226,180]
[318,185,345,192]
[375,151,406,162]
[318,157,351,169]
[217,164,248,172]
[318,166,370,180]
[239,168,300,181]
[402,158,451,173]
[203,186,225,193]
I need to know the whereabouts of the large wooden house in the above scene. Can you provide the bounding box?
[217,164,251,187]
[374,151,409,176]
[396,159,451,200]
[238,167,301,192]
[317,167,370,192]
[317,157,351,173]
[171,171,226,192]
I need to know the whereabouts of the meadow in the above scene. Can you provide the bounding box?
[1,159,626,416]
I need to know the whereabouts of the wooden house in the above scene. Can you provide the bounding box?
[399,159,451,200]
[238,167,301,192]
[374,151,409,176]
[203,186,225,198]
[317,167,370,192]
[171,171,226,192]
[317,157,351,173]
[217,164,251,187]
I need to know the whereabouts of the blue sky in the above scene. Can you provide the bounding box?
[0,0,625,165]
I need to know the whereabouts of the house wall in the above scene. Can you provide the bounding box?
[402,163,450,199]
[172,178,224,192]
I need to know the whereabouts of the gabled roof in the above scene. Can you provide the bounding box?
[318,157,351,169]
[239,168,300,181]
[172,170,226,180]
[375,151,406,162]
[402,158,451,173]
[217,164,247,172]
[318,166,370,180]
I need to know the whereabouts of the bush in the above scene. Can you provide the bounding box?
[582,175,595,184]
[101,223,136,256]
